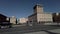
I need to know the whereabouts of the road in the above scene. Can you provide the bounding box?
[0,25,60,34]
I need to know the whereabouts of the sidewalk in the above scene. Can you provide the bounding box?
[24,29,60,34]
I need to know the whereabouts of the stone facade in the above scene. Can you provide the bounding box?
[28,13,37,24]
[37,13,53,23]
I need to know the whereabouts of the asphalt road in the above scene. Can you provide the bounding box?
[0,25,60,34]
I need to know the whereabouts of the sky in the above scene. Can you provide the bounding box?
[0,0,60,19]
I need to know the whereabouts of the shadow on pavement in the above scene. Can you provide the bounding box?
[41,30,60,34]
[0,25,60,34]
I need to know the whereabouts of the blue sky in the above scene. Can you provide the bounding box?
[0,0,60,19]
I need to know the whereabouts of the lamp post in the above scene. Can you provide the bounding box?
[56,13,59,26]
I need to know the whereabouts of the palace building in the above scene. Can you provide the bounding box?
[28,4,53,25]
